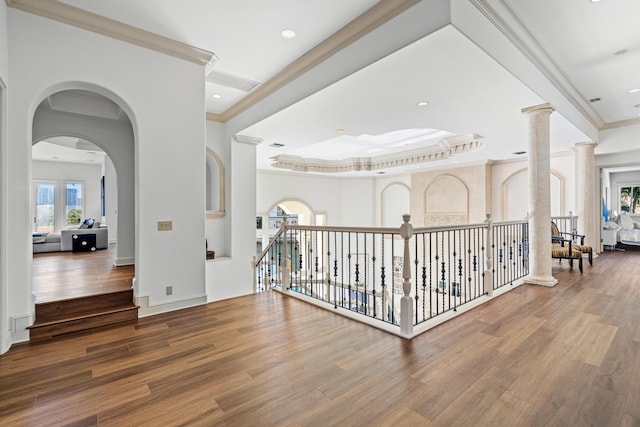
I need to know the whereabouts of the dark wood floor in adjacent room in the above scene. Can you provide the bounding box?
[2,250,639,426]
[32,245,134,303]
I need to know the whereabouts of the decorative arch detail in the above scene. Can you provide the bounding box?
[423,175,469,226]
[501,168,565,220]
[380,182,410,227]
[205,147,225,218]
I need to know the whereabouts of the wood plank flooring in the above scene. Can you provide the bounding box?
[32,245,134,303]
[2,251,640,426]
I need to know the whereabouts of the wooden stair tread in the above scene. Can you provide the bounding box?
[29,304,139,329]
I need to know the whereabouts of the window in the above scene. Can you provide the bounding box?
[34,182,56,233]
[33,180,85,232]
[620,186,640,213]
[65,182,83,225]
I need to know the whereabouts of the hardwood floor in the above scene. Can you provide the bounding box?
[32,245,134,303]
[2,251,639,426]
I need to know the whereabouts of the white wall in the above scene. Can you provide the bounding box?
[0,0,9,354]
[32,160,103,227]
[6,9,206,344]
[104,156,118,243]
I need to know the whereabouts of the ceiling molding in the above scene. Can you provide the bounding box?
[6,0,217,66]
[233,135,263,146]
[468,0,604,130]
[217,0,420,122]
[271,133,484,173]
[601,117,640,130]
[205,112,224,123]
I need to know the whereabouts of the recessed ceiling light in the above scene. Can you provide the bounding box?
[590,0,601,3]
[336,129,345,133]
[270,143,285,148]
[613,49,628,56]
[281,29,296,39]
[377,171,385,175]
[629,88,640,93]
[417,101,429,107]
[211,94,222,99]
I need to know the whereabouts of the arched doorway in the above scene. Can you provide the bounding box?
[30,87,136,301]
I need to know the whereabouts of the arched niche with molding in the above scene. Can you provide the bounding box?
[501,169,564,220]
[205,147,225,218]
[381,182,410,227]
[424,175,469,226]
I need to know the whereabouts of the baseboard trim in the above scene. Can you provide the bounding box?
[10,313,34,345]
[113,257,135,266]
[135,294,207,317]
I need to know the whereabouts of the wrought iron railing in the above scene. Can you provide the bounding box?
[491,220,529,290]
[253,214,530,338]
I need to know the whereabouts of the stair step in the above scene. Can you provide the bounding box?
[29,305,139,342]
[34,289,134,322]
[29,288,138,342]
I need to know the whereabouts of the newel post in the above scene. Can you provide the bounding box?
[281,215,290,293]
[252,256,258,292]
[484,214,494,297]
[399,214,414,337]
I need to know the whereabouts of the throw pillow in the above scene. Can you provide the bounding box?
[618,213,634,230]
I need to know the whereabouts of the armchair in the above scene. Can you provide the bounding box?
[551,222,592,265]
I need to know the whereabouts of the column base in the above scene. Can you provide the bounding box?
[523,274,558,287]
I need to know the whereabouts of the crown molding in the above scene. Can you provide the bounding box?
[601,117,640,130]
[205,112,224,123]
[233,135,263,146]
[6,0,217,66]
[271,133,484,173]
[218,0,420,122]
[468,0,604,130]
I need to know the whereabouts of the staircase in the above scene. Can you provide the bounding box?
[29,289,139,342]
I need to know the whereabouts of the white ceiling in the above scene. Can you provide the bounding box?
[26,0,640,174]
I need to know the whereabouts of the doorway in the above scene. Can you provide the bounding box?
[31,88,135,302]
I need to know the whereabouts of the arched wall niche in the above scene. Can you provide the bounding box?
[423,174,469,226]
[501,168,564,220]
[205,147,225,218]
[31,83,136,266]
[381,182,410,227]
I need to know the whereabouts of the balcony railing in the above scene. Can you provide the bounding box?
[253,214,529,338]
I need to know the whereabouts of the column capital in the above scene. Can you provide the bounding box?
[521,102,555,115]
[233,135,263,145]
[574,141,597,149]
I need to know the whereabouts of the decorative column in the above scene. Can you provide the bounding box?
[522,103,558,287]
[575,142,598,251]
[399,214,414,337]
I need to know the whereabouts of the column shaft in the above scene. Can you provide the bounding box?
[522,103,558,287]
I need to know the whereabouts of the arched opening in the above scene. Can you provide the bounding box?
[257,199,320,278]
[30,87,136,302]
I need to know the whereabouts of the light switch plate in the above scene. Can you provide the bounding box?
[158,220,173,231]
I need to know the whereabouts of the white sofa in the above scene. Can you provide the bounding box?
[33,226,109,253]
[604,212,640,246]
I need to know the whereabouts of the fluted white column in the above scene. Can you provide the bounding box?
[575,142,598,252]
[522,103,557,287]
